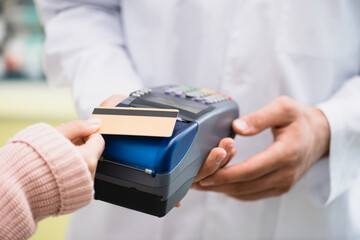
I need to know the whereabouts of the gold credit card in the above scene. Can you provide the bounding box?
[91,107,179,137]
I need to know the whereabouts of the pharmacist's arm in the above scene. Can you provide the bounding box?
[35,0,143,119]
[312,76,360,204]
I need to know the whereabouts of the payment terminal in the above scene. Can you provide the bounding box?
[94,85,239,217]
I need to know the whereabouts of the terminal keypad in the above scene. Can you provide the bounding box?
[164,85,231,105]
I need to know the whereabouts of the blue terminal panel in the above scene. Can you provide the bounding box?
[101,121,198,174]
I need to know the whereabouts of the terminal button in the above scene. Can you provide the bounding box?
[175,92,183,97]
[132,93,141,97]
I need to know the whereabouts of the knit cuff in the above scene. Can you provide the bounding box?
[9,123,94,218]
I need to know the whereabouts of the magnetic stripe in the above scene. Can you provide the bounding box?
[92,108,178,118]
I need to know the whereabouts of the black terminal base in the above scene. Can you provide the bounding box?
[94,177,193,218]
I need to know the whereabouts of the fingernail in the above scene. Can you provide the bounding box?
[225,145,234,155]
[215,155,225,165]
[87,118,101,126]
[199,179,214,187]
[234,119,248,131]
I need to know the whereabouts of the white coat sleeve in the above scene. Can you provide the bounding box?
[34,0,143,119]
[306,75,360,205]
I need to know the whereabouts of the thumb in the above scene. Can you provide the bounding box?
[101,95,127,107]
[57,119,101,141]
[78,133,105,177]
[232,96,296,136]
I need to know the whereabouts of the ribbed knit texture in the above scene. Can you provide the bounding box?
[0,123,94,240]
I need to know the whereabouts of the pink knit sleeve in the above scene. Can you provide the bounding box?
[0,123,94,240]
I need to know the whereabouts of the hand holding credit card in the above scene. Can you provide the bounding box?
[91,106,179,137]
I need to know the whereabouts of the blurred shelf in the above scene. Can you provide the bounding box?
[0,80,77,121]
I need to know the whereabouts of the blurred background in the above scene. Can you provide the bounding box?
[0,0,76,239]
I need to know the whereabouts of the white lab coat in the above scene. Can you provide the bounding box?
[35,0,360,239]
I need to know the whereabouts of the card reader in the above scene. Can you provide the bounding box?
[94,85,239,217]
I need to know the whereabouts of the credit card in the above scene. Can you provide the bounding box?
[91,107,179,137]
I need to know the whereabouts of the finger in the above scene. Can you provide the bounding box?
[193,181,270,196]
[193,147,226,183]
[193,169,287,195]
[198,141,286,186]
[228,187,290,201]
[57,119,101,141]
[78,133,105,177]
[191,142,231,185]
[193,176,270,195]
[221,146,237,168]
[194,182,288,201]
[218,138,236,167]
[100,95,127,107]
[175,202,182,208]
[193,138,234,183]
[232,96,297,136]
